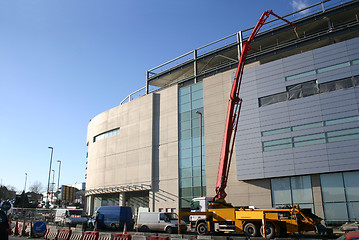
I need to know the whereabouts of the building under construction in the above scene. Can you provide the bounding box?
[85,0,359,224]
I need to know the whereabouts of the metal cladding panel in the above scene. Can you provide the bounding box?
[236,37,359,181]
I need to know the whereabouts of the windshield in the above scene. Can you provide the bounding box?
[165,213,178,220]
[69,210,83,217]
[191,201,201,210]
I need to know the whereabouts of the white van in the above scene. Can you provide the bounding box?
[54,208,88,227]
[136,212,187,234]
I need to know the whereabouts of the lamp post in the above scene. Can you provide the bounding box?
[196,111,203,197]
[52,170,55,202]
[57,160,61,192]
[47,147,54,207]
[24,173,27,193]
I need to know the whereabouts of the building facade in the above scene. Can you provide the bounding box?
[86,0,359,223]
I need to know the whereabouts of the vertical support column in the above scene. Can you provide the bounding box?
[194,49,198,83]
[119,192,125,206]
[237,31,243,61]
[146,71,150,94]
[311,174,324,219]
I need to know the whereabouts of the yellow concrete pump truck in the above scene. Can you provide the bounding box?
[179,11,327,238]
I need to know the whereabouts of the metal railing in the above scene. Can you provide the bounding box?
[121,0,354,104]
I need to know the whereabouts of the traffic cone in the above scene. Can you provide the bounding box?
[123,223,127,234]
[14,221,19,235]
[29,221,33,237]
[8,219,13,235]
[21,220,27,236]
[94,221,98,232]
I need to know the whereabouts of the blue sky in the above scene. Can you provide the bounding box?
[0,0,315,193]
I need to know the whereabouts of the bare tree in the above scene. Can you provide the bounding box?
[29,181,43,194]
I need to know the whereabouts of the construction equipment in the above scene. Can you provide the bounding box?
[179,11,326,238]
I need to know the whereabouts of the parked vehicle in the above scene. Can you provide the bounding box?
[136,212,187,234]
[337,230,359,240]
[54,208,88,227]
[89,206,133,230]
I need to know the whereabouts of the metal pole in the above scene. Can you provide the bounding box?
[52,170,55,204]
[196,111,203,197]
[47,147,53,207]
[57,160,61,192]
[24,173,27,193]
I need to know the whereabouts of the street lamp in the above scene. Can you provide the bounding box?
[196,111,203,197]
[24,173,27,193]
[57,160,61,192]
[52,170,55,201]
[47,147,54,207]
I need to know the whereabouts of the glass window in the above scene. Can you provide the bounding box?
[178,82,205,209]
[191,90,203,101]
[179,111,191,122]
[179,102,191,113]
[325,116,359,126]
[317,62,350,74]
[179,139,191,150]
[93,128,120,142]
[191,82,202,92]
[192,99,203,109]
[285,70,316,81]
[321,171,359,222]
[180,168,192,178]
[263,143,292,151]
[353,75,359,87]
[262,127,291,136]
[180,120,191,131]
[259,92,287,107]
[347,202,359,221]
[271,178,292,205]
[292,122,323,131]
[293,133,325,142]
[180,178,192,188]
[291,176,313,204]
[179,87,190,96]
[343,172,359,201]
[327,128,359,137]
[287,80,318,100]
[319,77,353,93]
[179,157,191,168]
[293,138,326,147]
[263,138,291,147]
[321,173,345,202]
[327,134,359,143]
[323,203,349,221]
[180,129,191,140]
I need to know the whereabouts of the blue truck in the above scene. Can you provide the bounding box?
[88,206,133,230]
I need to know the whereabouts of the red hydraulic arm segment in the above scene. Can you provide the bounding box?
[214,10,298,201]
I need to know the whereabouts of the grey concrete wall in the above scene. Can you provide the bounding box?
[87,94,154,190]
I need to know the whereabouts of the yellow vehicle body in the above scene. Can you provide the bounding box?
[180,204,322,238]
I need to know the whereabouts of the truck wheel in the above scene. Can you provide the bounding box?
[260,222,275,239]
[244,223,258,237]
[110,223,117,230]
[165,226,173,234]
[139,225,149,232]
[196,222,208,235]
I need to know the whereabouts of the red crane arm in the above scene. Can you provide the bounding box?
[214,11,297,201]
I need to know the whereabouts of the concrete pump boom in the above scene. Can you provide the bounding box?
[215,10,298,201]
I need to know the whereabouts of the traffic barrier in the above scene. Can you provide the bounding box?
[57,229,72,240]
[69,231,83,240]
[83,231,100,240]
[44,228,50,239]
[46,228,58,240]
[21,220,28,236]
[13,220,19,236]
[114,233,132,240]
